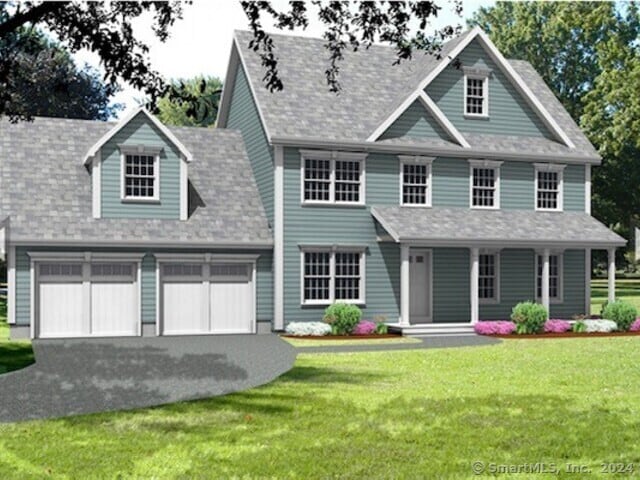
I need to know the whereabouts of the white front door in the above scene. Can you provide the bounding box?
[409,249,432,324]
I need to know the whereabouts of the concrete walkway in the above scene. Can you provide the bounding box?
[0,335,296,423]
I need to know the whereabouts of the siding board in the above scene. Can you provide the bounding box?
[380,99,451,141]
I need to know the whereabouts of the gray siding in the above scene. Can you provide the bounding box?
[432,158,468,207]
[101,111,182,219]
[564,165,586,212]
[283,148,400,323]
[14,247,273,327]
[380,99,451,141]
[226,65,275,224]
[426,39,554,139]
[550,249,586,318]
[432,248,470,323]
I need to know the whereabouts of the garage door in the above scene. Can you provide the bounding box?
[37,261,139,338]
[161,262,254,335]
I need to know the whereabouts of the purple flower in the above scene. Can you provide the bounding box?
[353,320,377,335]
[544,319,571,333]
[474,321,516,335]
[630,318,640,332]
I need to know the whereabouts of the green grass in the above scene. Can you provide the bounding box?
[1,339,640,478]
[0,299,34,374]
[591,278,640,314]
[282,335,420,347]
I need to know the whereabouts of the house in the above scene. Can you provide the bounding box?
[1,27,625,339]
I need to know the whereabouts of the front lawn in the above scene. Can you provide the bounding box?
[1,338,640,478]
[591,278,640,314]
[0,298,34,374]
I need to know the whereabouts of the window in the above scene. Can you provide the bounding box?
[39,263,82,279]
[400,156,433,206]
[535,164,565,211]
[465,75,488,117]
[479,253,499,303]
[91,263,134,277]
[469,160,502,209]
[122,154,158,200]
[301,150,366,205]
[536,254,562,301]
[302,249,365,304]
[162,263,203,278]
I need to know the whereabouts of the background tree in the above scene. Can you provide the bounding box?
[156,76,222,127]
[469,2,640,253]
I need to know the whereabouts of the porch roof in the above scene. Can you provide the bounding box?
[371,206,626,249]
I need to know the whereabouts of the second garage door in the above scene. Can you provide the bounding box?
[161,262,255,335]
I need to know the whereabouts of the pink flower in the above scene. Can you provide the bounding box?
[544,319,571,333]
[353,320,377,335]
[474,321,516,335]
[630,318,640,332]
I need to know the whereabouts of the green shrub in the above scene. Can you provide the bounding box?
[572,320,587,333]
[510,301,548,334]
[374,315,388,334]
[323,303,362,335]
[602,300,637,331]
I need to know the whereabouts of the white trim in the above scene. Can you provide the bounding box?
[273,145,284,330]
[399,155,434,207]
[137,261,143,336]
[83,106,193,165]
[180,156,188,220]
[154,253,260,262]
[470,247,479,324]
[417,91,471,148]
[7,245,16,325]
[608,247,616,303]
[463,73,489,118]
[534,163,565,212]
[29,258,35,339]
[400,245,410,325]
[477,250,500,305]
[82,259,91,335]
[585,164,591,214]
[120,151,160,202]
[92,150,102,219]
[366,27,575,149]
[215,39,239,128]
[535,251,564,305]
[585,248,591,315]
[469,160,502,210]
[155,259,161,336]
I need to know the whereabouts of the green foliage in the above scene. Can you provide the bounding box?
[157,76,223,127]
[602,300,637,331]
[572,321,587,333]
[375,322,388,335]
[324,303,362,335]
[511,301,548,334]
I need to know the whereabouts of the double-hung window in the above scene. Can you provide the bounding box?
[301,248,365,305]
[400,156,434,206]
[478,252,499,303]
[464,68,489,117]
[469,160,502,209]
[301,150,366,205]
[535,163,565,211]
[120,146,161,202]
[536,253,563,302]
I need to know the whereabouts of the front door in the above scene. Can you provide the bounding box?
[409,249,432,324]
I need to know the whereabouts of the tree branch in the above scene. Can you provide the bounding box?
[0,2,68,37]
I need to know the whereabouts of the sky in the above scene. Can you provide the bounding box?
[73,0,495,118]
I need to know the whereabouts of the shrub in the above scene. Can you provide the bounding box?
[511,301,548,334]
[543,320,572,333]
[324,303,362,335]
[353,320,377,335]
[572,321,587,333]
[630,319,640,332]
[373,315,388,334]
[285,322,332,336]
[474,321,516,336]
[583,319,618,333]
[601,300,637,331]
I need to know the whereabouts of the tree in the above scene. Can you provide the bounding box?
[4,26,121,120]
[156,76,222,127]
[469,2,640,246]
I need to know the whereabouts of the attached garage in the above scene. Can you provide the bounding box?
[32,254,142,338]
[159,255,257,335]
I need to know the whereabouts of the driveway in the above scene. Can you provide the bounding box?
[0,335,296,423]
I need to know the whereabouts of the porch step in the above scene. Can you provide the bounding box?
[388,323,475,337]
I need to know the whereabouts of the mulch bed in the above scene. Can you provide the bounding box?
[492,331,640,339]
[281,333,402,340]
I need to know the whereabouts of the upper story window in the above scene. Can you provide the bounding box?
[119,145,162,202]
[469,160,502,209]
[301,150,366,205]
[301,247,365,305]
[463,67,490,118]
[399,155,434,207]
[479,252,500,304]
[535,163,565,212]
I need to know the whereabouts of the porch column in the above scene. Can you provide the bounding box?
[541,248,550,313]
[608,247,616,303]
[400,244,410,326]
[470,247,479,324]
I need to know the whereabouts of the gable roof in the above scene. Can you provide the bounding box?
[0,117,271,247]
[83,107,194,165]
[220,29,599,162]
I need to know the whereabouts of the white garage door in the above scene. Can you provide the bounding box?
[37,261,139,338]
[161,262,255,335]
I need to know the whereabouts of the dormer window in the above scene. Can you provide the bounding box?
[119,145,162,202]
[463,67,490,118]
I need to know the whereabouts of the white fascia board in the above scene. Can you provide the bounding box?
[370,208,401,242]
[92,150,101,219]
[12,239,274,248]
[180,156,188,221]
[216,40,240,128]
[83,106,194,165]
[393,238,627,249]
[418,91,470,148]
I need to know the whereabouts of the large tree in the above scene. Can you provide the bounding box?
[469,2,640,244]
[156,76,222,127]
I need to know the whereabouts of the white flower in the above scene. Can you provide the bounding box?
[583,319,618,333]
[285,322,332,336]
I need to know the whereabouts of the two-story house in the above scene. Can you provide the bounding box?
[0,27,624,339]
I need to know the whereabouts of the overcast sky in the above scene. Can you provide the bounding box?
[73,0,495,118]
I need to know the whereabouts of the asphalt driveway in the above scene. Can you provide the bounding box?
[0,335,296,423]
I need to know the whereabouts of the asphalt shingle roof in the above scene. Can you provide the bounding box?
[371,206,625,247]
[233,30,599,161]
[0,117,272,246]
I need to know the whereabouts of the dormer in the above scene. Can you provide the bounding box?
[83,107,193,220]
